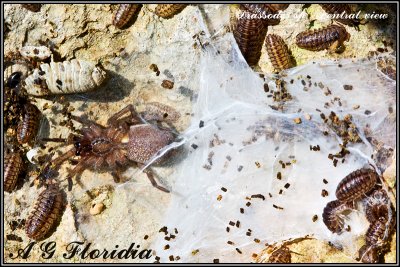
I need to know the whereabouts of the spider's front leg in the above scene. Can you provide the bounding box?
[107,104,143,127]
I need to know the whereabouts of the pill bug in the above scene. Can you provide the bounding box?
[4,151,24,193]
[112,4,141,29]
[365,189,390,223]
[319,4,361,27]
[296,24,351,53]
[322,199,353,233]
[19,46,52,61]
[21,4,42,12]
[358,245,378,263]
[25,184,64,240]
[268,246,291,263]
[335,168,378,202]
[25,59,107,96]
[365,217,389,246]
[155,4,188,19]
[265,34,294,72]
[240,4,281,26]
[17,103,41,145]
[232,15,268,66]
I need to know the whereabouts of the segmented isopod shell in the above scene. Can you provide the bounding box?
[365,189,390,223]
[296,24,351,52]
[335,168,378,202]
[266,4,290,12]
[365,217,388,246]
[155,4,188,19]
[232,14,268,66]
[265,34,294,72]
[4,151,24,193]
[322,199,352,233]
[17,103,41,145]
[112,4,141,29]
[20,46,52,61]
[25,59,107,96]
[128,124,175,164]
[268,246,291,263]
[21,4,42,12]
[141,102,181,123]
[320,4,360,26]
[25,184,64,240]
[358,245,378,263]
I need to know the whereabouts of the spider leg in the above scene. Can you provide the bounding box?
[107,104,143,126]
[70,114,104,128]
[138,163,170,193]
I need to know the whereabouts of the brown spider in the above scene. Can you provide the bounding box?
[43,104,178,193]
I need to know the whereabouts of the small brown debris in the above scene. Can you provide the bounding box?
[191,249,199,255]
[236,248,242,254]
[254,238,260,243]
[343,84,353,90]
[144,235,149,240]
[227,241,235,245]
[321,189,329,197]
[312,215,318,222]
[353,104,360,110]
[217,195,222,201]
[255,161,261,168]
[293,118,302,124]
[213,259,220,263]
[229,221,235,226]
[221,187,227,192]
[246,202,251,207]
[161,80,174,89]
[240,208,244,214]
[149,64,160,76]
[277,172,282,180]
[164,244,170,250]
[251,194,265,200]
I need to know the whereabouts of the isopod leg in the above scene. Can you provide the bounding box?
[138,164,170,193]
[106,104,142,126]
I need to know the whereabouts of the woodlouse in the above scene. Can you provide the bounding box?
[4,151,24,193]
[335,168,378,202]
[322,199,353,233]
[112,4,141,29]
[232,14,268,66]
[155,4,188,19]
[17,103,41,145]
[21,4,42,12]
[265,34,294,72]
[358,245,378,263]
[25,184,64,240]
[365,189,390,223]
[296,24,351,53]
[25,59,107,96]
[319,4,361,27]
[365,217,389,246]
[268,246,291,263]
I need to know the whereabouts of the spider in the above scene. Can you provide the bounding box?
[42,104,179,193]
